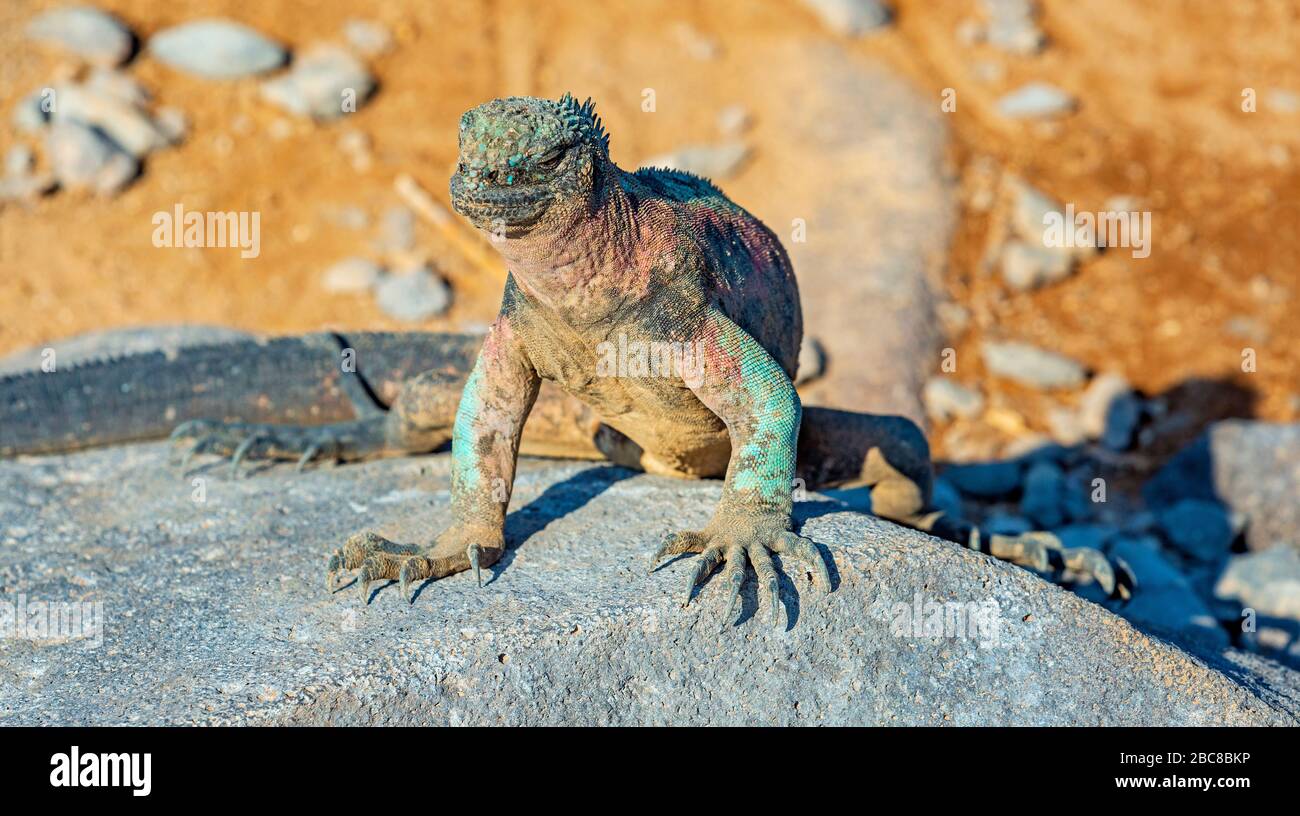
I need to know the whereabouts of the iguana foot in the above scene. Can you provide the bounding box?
[170,416,390,476]
[650,517,831,630]
[985,531,1136,601]
[327,526,504,604]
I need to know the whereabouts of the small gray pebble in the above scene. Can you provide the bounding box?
[26,6,135,67]
[374,267,452,321]
[150,19,287,79]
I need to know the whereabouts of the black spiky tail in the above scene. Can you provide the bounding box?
[0,331,481,456]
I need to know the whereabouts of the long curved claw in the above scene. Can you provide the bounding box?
[682,547,724,606]
[180,434,218,472]
[399,559,419,605]
[749,545,782,629]
[718,547,746,631]
[295,443,322,473]
[1113,557,1137,602]
[649,530,707,572]
[229,434,267,478]
[1063,547,1115,596]
[325,551,344,592]
[467,543,482,588]
[775,532,830,593]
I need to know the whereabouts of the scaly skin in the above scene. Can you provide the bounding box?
[1,94,1133,620]
[325,94,1130,622]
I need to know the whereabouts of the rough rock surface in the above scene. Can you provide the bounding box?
[1,446,1296,726]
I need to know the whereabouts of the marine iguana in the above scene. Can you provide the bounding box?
[0,94,1132,624]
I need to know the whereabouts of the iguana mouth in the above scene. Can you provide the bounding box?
[449,173,553,228]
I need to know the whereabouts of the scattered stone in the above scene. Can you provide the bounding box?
[716,104,752,137]
[51,82,170,157]
[1099,394,1141,451]
[1215,548,1300,622]
[337,129,372,172]
[84,67,149,106]
[641,143,750,179]
[930,477,962,520]
[13,89,54,133]
[1045,405,1087,446]
[1077,373,1128,436]
[343,18,392,56]
[26,6,135,67]
[374,266,451,321]
[376,205,416,254]
[260,45,376,121]
[329,205,369,230]
[980,0,1046,55]
[1002,433,1069,464]
[1144,421,1300,553]
[1008,178,1062,238]
[981,340,1086,389]
[150,19,287,80]
[983,513,1032,536]
[1000,239,1074,291]
[1077,372,1140,451]
[794,336,826,386]
[995,82,1075,119]
[1224,315,1268,342]
[922,377,984,422]
[5,146,34,178]
[1268,88,1300,114]
[955,18,984,46]
[46,120,138,194]
[0,172,56,203]
[971,60,1006,84]
[1109,537,1229,648]
[670,23,721,60]
[942,460,1021,498]
[322,257,383,294]
[1157,499,1235,562]
[1055,524,1117,553]
[935,301,971,335]
[153,107,188,144]
[801,0,892,36]
[1020,461,1085,528]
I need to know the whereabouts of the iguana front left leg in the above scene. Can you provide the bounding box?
[650,309,830,628]
[326,316,540,601]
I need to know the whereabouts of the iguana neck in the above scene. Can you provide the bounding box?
[494,166,650,324]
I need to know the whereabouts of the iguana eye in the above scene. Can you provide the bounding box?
[535,148,565,170]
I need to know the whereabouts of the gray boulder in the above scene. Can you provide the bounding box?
[1157,499,1235,562]
[0,446,1296,725]
[1145,421,1300,553]
[1215,548,1300,622]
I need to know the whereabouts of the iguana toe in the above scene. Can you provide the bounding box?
[168,417,393,476]
[668,519,829,629]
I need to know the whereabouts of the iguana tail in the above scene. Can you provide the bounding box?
[0,331,480,456]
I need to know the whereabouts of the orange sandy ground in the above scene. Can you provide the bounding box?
[1,0,1296,461]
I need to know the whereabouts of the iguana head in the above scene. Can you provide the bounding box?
[449,94,610,235]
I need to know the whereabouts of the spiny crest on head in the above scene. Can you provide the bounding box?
[554,92,610,152]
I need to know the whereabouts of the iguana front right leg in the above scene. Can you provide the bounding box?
[326,316,540,601]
